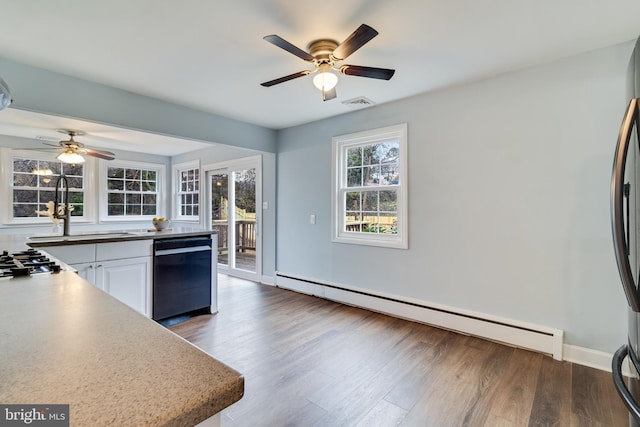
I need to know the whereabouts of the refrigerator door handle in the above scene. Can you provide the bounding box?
[612,98,640,311]
[613,344,640,423]
[626,183,631,256]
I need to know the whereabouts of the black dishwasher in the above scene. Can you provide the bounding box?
[153,236,212,321]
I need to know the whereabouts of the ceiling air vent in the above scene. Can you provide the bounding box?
[341,96,376,108]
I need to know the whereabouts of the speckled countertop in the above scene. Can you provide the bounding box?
[0,234,243,426]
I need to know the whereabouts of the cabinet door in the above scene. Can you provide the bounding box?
[72,262,97,286]
[96,258,151,317]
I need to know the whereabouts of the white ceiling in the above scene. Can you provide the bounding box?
[0,0,639,154]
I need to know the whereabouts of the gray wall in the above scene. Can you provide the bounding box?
[0,57,277,153]
[276,41,633,353]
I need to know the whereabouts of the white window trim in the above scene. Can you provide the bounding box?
[331,123,408,249]
[1,148,95,225]
[172,159,201,222]
[99,159,166,222]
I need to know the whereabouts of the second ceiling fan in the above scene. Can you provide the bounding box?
[43,130,115,164]
[260,24,395,101]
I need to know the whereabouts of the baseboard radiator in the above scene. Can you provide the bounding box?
[275,273,564,360]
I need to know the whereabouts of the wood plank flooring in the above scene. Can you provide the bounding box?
[169,275,630,427]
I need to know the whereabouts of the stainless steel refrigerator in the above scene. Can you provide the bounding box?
[612,35,640,426]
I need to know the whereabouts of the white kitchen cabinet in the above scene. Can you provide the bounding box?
[96,257,151,316]
[40,240,153,317]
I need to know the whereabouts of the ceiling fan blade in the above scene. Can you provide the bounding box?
[332,24,378,61]
[42,142,63,148]
[85,147,115,156]
[84,150,115,161]
[260,70,311,87]
[263,35,315,62]
[339,65,395,80]
[322,87,337,102]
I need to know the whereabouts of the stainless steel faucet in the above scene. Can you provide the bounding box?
[53,175,70,236]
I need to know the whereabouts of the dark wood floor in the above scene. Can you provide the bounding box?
[170,275,630,427]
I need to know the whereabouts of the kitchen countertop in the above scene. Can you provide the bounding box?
[0,233,243,426]
[26,226,216,247]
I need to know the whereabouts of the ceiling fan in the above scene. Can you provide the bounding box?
[41,129,116,164]
[260,24,395,101]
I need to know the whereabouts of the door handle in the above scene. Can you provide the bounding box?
[625,183,631,256]
[612,98,640,311]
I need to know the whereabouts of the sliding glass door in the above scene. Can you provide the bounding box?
[206,156,261,281]
[210,171,229,267]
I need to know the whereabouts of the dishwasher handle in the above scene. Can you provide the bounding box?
[154,237,212,251]
[155,245,212,256]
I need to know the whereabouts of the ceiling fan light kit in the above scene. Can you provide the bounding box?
[312,69,338,91]
[56,150,86,164]
[261,24,395,101]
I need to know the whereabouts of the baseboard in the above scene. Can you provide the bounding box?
[563,344,631,375]
[275,272,564,360]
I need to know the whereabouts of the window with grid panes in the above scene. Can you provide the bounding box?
[11,155,86,221]
[332,124,408,249]
[176,166,199,219]
[106,165,159,217]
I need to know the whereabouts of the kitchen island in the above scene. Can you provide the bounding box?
[0,234,243,426]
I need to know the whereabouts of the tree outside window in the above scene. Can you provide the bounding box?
[12,157,85,219]
[345,141,399,234]
[106,166,159,217]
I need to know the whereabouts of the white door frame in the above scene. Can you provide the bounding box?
[203,155,262,282]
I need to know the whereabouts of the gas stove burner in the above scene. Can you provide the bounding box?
[12,249,40,256]
[0,248,61,280]
[13,249,45,260]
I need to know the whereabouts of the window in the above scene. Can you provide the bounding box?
[174,161,200,220]
[332,123,408,248]
[5,150,90,224]
[101,160,165,220]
